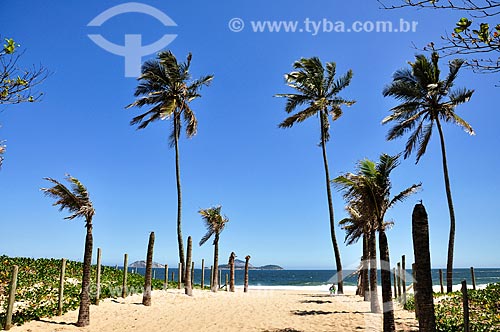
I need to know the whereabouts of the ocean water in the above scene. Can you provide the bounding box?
[125,267,500,290]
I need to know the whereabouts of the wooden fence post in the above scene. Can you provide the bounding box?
[164,264,168,289]
[191,262,195,285]
[393,267,397,299]
[439,269,444,294]
[96,248,102,305]
[4,265,19,331]
[201,259,205,289]
[412,263,418,320]
[225,273,228,291]
[178,263,182,289]
[462,280,470,332]
[397,262,402,299]
[171,271,174,283]
[402,255,407,305]
[470,267,476,291]
[57,258,67,315]
[210,265,213,289]
[122,253,128,298]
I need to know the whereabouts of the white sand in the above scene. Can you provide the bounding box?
[9,288,418,332]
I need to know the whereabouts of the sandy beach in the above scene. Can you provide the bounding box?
[9,288,418,332]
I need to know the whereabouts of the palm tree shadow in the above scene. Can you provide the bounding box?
[36,319,76,326]
[300,300,332,304]
[292,310,333,316]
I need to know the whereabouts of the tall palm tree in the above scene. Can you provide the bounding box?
[339,204,380,312]
[41,175,95,327]
[382,52,474,293]
[127,51,213,274]
[199,205,229,292]
[275,57,355,294]
[334,154,421,332]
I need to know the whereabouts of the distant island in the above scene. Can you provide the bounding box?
[129,259,283,270]
[218,259,283,270]
[129,260,165,268]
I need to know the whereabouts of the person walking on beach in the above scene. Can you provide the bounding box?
[329,284,336,296]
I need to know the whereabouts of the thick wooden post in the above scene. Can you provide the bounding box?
[462,280,470,332]
[122,254,128,298]
[142,231,155,306]
[244,255,250,293]
[4,265,19,331]
[219,271,222,289]
[225,273,228,291]
[171,271,174,282]
[201,259,205,289]
[439,269,444,294]
[402,255,407,305]
[470,267,476,291]
[178,263,182,289]
[164,264,169,289]
[57,258,67,315]
[96,248,102,305]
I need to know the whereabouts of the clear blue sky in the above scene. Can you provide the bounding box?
[1,0,498,269]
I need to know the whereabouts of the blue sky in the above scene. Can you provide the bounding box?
[1,0,498,269]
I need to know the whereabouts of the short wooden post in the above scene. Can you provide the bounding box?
[96,248,102,305]
[115,264,118,270]
[412,263,418,320]
[439,269,444,294]
[164,264,168,289]
[122,253,128,298]
[219,270,222,289]
[470,267,476,291]
[393,267,397,299]
[57,258,66,315]
[225,273,228,291]
[178,263,182,289]
[191,262,195,285]
[201,259,205,289]
[4,265,19,330]
[397,262,402,299]
[402,255,407,305]
[171,271,174,282]
[462,280,470,332]
[153,269,156,280]
[210,265,213,289]
[185,236,193,296]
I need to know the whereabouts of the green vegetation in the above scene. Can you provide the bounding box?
[402,283,500,331]
[0,256,173,327]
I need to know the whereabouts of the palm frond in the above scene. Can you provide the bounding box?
[388,183,422,209]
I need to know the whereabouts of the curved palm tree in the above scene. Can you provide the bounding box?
[127,51,213,274]
[339,204,380,312]
[275,57,355,294]
[334,154,421,332]
[41,175,95,327]
[382,52,474,293]
[199,205,229,292]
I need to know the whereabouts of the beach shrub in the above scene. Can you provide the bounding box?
[0,256,166,327]
[434,283,500,331]
[403,293,415,311]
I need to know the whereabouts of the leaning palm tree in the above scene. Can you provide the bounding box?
[126,51,213,274]
[275,57,355,294]
[334,154,421,332]
[339,204,380,312]
[199,205,229,292]
[41,175,95,327]
[382,52,474,293]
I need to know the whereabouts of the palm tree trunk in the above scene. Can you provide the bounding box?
[378,229,395,332]
[412,203,436,331]
[362,233,370,301]
[142,232,155,305]
[319,114,343,294]
[212,233,219,292]
[436,118,456,294]
[368,229,380,313]
[174,113,185,280]
[76,221,93,327]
